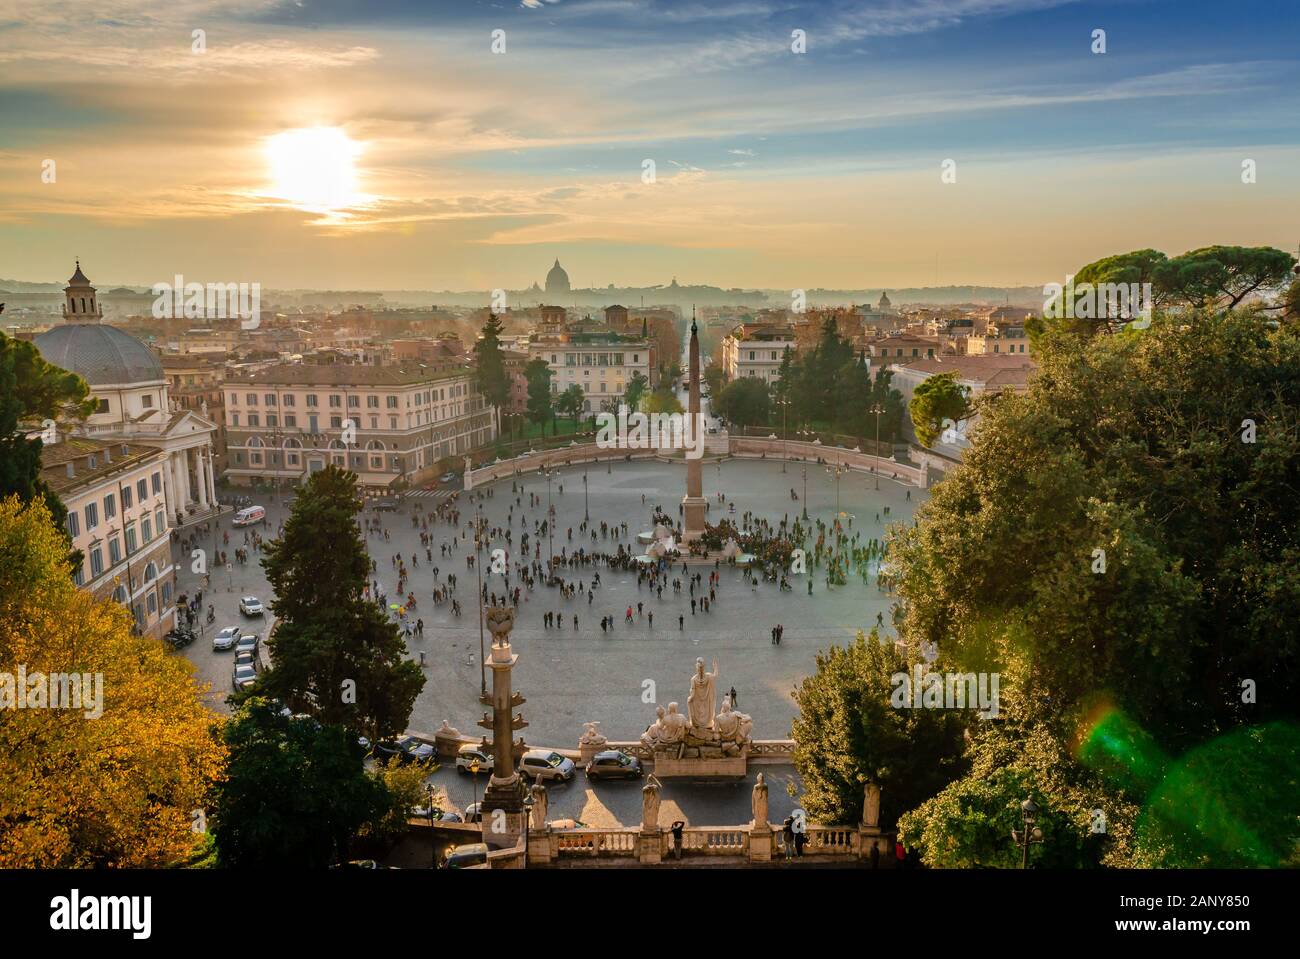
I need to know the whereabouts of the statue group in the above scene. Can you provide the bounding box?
[641,658,753,759]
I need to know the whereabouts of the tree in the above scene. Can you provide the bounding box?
[0,330,95,546]
[641,386,684,415]
[1156,245,1296,309]
[624,371,650,412]
[212,699,389,867]
[256,465,424,742]
[888,307,1300,866]
[908,372,969,447]
[524,358,553,436]
[0,494,225,867]
[790,631,967,828]
[714,376,770,428]
[1032,249,1169,340]
[556,383,585,431]
[472,312,509,434]
[702,361,727,399]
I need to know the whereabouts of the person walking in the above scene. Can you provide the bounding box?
[729,685,737,707]
[671,821,685,861]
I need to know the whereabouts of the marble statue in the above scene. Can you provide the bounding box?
[641,774,662,831]
[715,695,753,744]
[579,721,607,747]
[688,658,719,730]
[436,719,461,738]
[660,702,689,743]
[640,706,668,748]
[863,782,882,829]
[529,775,548,829]
[752,772,769,826]
[485,605,515,645]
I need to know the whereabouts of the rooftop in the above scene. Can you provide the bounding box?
[41,437,163,496]
[224,363,473,387]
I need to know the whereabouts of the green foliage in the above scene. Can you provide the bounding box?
[702,362,726,399]
[361,760,436,844]
[790,631,967,828]
[212,700,389,868]
[524,358,553,435]
[0,330,95,547]
[473,312,509,432]
[908,372,969,447]
[624,371,649,412]
[888,306,1300,867]
[257,465,424,742]
[641,387,683,415]
[1156,245,1295,309]
[556,383,585,428]
[714,376,770,427]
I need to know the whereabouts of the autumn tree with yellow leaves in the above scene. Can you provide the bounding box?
[0,494,226,867]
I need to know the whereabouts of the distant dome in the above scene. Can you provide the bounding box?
[878,290,893,309]
[35,324,164,386]
[545,259,570,294]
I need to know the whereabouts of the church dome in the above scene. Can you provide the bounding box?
[878,290,893,309]
[35,323,164,386]
[545,259,570,294]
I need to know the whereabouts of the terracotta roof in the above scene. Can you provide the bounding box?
[224,363,472,387]
[41,437,163,495]
[896,353,1037,389]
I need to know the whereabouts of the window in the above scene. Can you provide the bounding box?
[231,413,240,426]
[147,592,157,615]
[162,582,172,605]
[246,393,258,406]
[388,416,397,430]
[125,524,137,552]
[66,512,80,537]
[307,394,318,407]
[329,394,341,408]
[137,478,148,500]
[141,517,152,543]
[248,413,259,427]
[96,398,109,414]
[108,537,122,565]
[121,485,132,509]
[283,394,295,407]
[285,414,296,428]
[386,395,398,408]
[367,395,379,408]
[104,493,116,519]
[266,414,277,427]
[348,395,359,408]
[90,547,103,578]
[229,392,238,406]
[369,416,378,430]
[85,502,98,529]
[142,394,155,408]
[72,563,85,586]
[330,416,342,429]
[151,472,161,494]
[155,509,165,534]
[265,394,276,406]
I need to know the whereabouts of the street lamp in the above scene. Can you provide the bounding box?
[868,403,884,491]
[475,503,486,695]
[583,468,588,522]
[542,467,557,571]
[1011,797,1045,869]
[801,466,808,521]
[826,462,848,517]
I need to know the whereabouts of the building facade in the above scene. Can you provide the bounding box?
[527,327,654,413]
[41,437,176,640]
[720,323,796,385]
[221,363,496,490]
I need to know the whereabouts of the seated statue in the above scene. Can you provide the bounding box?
[640,706,667,748]
[715,695,753,745]
[659,702,690,745]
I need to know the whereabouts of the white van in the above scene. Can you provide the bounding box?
[232,506,266,527]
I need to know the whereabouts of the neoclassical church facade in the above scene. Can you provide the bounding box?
[35,263,222,528]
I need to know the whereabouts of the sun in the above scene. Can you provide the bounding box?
[264,127,364,213]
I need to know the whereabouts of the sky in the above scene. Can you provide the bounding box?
[0,0,1297,292]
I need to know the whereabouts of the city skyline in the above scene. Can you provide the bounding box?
[2,0,1297,290]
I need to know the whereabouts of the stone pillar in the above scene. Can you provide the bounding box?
[478,607,528,854]
[681,313,707,541]
[195,449,209,511]
[172,454,187,515]
[639,828,663,865]
[749,823,773,862]
[162,459,177,521]
[206,446,219,508]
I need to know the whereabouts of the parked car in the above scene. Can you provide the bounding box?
[234,649,257,671]
[463,802,483,824]
[373,497,401,511]
[441,843,488,869]
[439,472,457,484]
[212,626,240,651]
[519,749,576,783]
[455,744,494,775]
[239,596,264,616]
[232,663,257,691]
[398,736,436,764]
[585,749,644,781]
[235,633,260,657]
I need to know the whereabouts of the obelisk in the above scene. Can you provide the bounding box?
[682,310,707,541]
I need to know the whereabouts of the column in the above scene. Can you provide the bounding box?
[195,449,209,511]
[206,446,219,508]
[162,458,177,520]
[174,454,189,511]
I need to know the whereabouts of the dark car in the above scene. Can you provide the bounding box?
[585,750,644,781]
[373,736,435,765]
[441,843,488,870]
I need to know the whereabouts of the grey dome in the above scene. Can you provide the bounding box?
[35,324,164,386]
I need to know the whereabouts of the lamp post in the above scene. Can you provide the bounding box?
[801,466,808,521]
[475,503,486,695]
[776,396,789,473]
[868,403,884,490]
[827,463,848,517]
[583,468,589,522]
[543,467,557,571]
[1011,797,1045,869]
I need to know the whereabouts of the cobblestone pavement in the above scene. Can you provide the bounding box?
[175,457,923,751]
